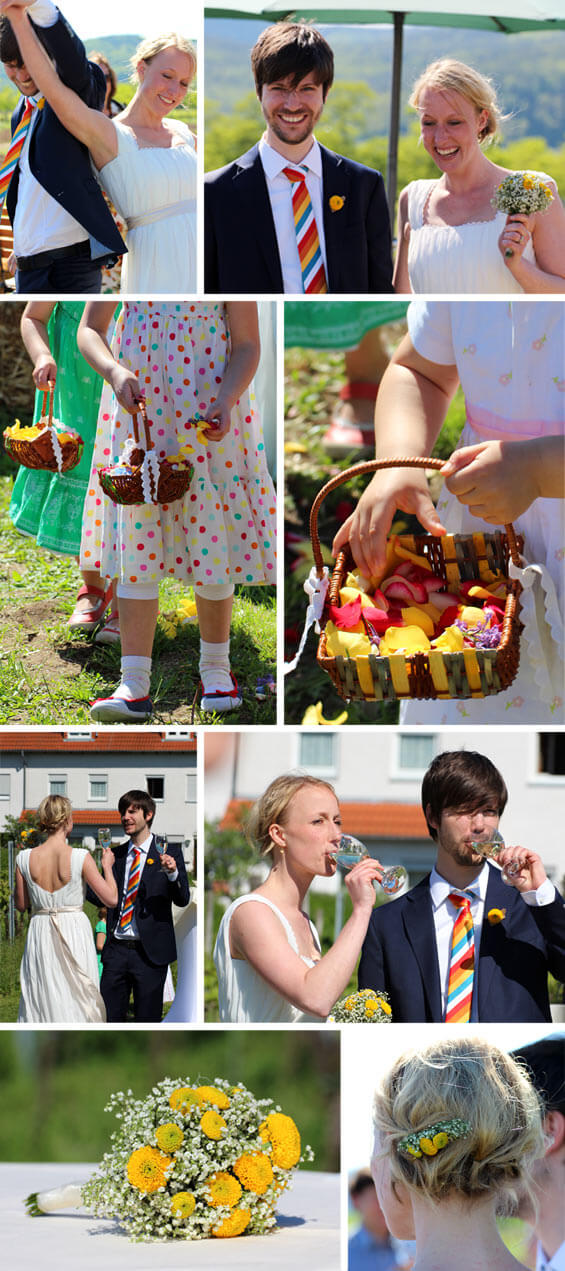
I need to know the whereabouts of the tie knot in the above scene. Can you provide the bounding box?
[282,166,306,184]
[449,892,472,912]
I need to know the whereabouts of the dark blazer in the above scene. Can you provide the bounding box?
[6,12,125,260]
[204,142,393,294]
[358,864,565,1023]
[89,837,190,967]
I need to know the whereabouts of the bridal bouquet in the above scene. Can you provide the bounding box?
[492,171,554,217]
[330,988,392,1023]
[26,1077,313,1241]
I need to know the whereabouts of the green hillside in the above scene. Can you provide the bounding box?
[205,19,565,148]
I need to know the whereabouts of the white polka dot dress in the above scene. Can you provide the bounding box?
[80,303,277,588]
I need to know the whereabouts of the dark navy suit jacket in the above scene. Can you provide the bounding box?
[88,837,190,967]
[6,11,125,260]
[358,864,565,1022]
[205,142,393,294]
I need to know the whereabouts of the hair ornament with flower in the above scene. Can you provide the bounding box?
[397,1118,471,1159]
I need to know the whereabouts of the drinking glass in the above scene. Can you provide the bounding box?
[470,830,521,882]
[98,827,112,850]
[331,834,408,897]
[154,835,167,857]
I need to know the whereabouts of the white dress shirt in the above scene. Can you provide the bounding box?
[430,863,556,1019]
[258,135,327,293]
[114,833,153,941]
[12,0,90,256]
[536,1239,565,1271]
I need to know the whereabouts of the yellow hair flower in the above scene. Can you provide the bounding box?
[196,1086,231,1110]
[259,1113,301,1169]
[205,1172,242,1208]
[406,1145,423,1158]
[233,1151,274,1195]
[419,1137,438,1156]
[433,1133,449,1150]
[155,1123,184,1153]
[126,1146,173,1193]
[201,1110,227,1140]
[169,1087,200,1115]
[171,1191,196,1219]
[329,194,345,211]
[212,1207,251,1238]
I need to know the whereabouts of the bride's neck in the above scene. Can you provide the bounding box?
[263,853,312,909]
[411,1194,519,1271]
[120,91,166,133]
[441,151,495,195]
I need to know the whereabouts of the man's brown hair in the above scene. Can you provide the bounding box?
[251,22,334,100]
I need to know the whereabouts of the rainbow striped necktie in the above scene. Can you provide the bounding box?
[445,892,475,1022]
[119,846,141,932]
[0,97,44,212]
[282,165,327,294]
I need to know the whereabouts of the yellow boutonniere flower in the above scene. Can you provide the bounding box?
[487,908,506,924]
[147,858,154,865]
[329,194,345,212]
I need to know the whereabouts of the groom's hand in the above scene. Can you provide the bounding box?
[497,845,548,892]
[160,852,177,874]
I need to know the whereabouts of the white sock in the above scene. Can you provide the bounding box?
[199,639,233,694]
[115,655,152,701]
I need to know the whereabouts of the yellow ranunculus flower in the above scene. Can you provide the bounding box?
[433,1132,449,1150]
[329,194,345,211]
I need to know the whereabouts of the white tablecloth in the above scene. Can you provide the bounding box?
[2,1165,339,1271]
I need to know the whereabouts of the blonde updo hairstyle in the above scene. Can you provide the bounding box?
[410,59,506,145]
[131,33,196,86]
[37,795,72,836]
[373,1037,544,1212]
[244,773,337,859]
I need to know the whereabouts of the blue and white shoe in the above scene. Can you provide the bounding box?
[90,694,153,723]
[200,673,242,714]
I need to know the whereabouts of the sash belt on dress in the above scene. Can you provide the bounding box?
[125,199,195,231]
[30,906,106,1022]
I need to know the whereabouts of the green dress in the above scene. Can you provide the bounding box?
[9,302,104,556]
[284,301,409,350]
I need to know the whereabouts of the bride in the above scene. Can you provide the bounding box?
[214,774,382,1022]
[371,1035,544,1271]
[394,58,565,294]
[5,5,197,293]
[15,795,118,1023]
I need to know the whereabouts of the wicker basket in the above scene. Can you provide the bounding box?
[311,457,524,702]
[3,383,83,473]
[98,399,194,507]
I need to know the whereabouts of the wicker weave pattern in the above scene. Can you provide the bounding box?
[311,458,523,703]
[3,383,83,473]
[97,400,193,507]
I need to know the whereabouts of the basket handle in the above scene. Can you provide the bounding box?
[131,397,153,452]
[309,456,521,575]
[40,380,55,430]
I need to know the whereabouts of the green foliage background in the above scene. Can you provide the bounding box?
[0,1029,339,1171]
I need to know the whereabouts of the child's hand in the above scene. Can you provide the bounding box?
[109,366,143,415]
[33,353,56,390]
[441,440,539,523]
[202,401,231,441]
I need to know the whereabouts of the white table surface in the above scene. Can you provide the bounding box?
[2,1165,340,1271]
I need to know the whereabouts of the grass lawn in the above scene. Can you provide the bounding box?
[0,474,276,725]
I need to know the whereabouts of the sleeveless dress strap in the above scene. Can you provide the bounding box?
[407,180,436,228]
[226,894,301,954]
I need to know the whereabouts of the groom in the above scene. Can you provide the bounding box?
[205,22,393,294]
[359,750,565,1022]
[0,0,125,292]
[94,790,190,1023]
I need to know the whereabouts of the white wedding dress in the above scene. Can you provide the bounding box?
[16,848,106,1023]
[214,894,323,1023]
[98,119,197,294]
[404,177,542,293]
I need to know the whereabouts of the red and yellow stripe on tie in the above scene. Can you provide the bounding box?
[283,166,327,294]
[0,98,43,210]
[445,893,475,1023]
[119,847,141,931]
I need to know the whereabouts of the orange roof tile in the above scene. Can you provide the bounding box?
[0,731,196,753]
[23,809,124,825]
[220,799,428,838]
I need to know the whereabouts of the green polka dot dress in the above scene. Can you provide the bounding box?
[80,303,277,588]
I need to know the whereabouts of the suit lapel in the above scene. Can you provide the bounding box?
[320,146,350,290]
[402,878,443,1019]
[232,146,283,291]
